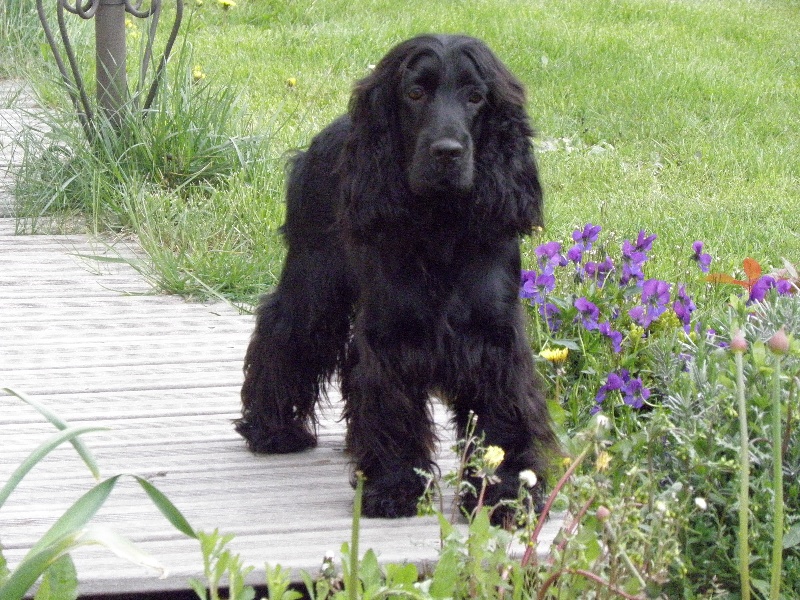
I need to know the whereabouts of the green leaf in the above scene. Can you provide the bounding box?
[384,562,418,587]
[2,525,166,600]
[1,544,9,584]
[429,547,461,599]
[784,522,800,549]
[0,425,108,510]
[34,555,78,600]
[27,476,121,559]
[550,338,581,351]
[1,388,103,480]
[359,549,382,591]
[0,530,85,600]
[73,525,166,576]
[134,477,197,539]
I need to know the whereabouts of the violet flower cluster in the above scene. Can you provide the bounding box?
[520,225,710,414]
[593,369,651,414]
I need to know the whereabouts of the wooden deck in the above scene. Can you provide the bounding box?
[0,80,559,597]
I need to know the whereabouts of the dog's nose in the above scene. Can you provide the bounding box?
[430,138,465,161]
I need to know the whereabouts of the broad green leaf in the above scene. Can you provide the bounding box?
[0,426,108,510]
[1,388,103,480]
[784,522,800,549]
[34,555,78,600]
[27,476,121,559]
[134,477,197,539]
[359,549,381,591]
[428,547,461,599]
[384,562,418,587]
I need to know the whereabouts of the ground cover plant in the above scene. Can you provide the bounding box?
[2,0,799,597]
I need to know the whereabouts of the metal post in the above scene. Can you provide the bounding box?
[95,0,127,125]
[37,0,183,142]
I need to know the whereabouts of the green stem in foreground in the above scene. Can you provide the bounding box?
[735,350,751,600]
[350,471,365,600]
[769,355,784,600]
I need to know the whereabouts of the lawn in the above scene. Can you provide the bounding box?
[4,0,799,301]
[2,0,799,598]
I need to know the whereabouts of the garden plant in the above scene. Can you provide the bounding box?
[2,0,799,598]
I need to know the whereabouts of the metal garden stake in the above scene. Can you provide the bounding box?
[36,0,184,140]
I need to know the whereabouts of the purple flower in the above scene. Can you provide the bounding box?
[535,242,568,271]
[585,256,616,287]
[629,279,671,327]
[634,230,657,253]
[572,224,602,251]
[567,245,584,264]
[594,370,650,412]
[620,240,647,286]
[595,370,629,404]
[599,321,623,353]
[691,241,712,273]
[673,285,696,331]
[539,302,562,331]
[623,377,651,409]
[777,279,795,295]
[748,276,776,303]
[574,296,600,331]
[520,269,555,304]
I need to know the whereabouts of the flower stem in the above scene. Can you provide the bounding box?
[349,471,364,600]
[769,355,784,600]
[735,350,751,600]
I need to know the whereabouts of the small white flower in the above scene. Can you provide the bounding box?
[655,500,667,514]
[694,497,708,511]
[595,414,611,431]
[519,469,538,488]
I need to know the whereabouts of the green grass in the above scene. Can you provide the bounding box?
[7,0,800,303]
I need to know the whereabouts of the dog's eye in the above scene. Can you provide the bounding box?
[468,91,485,105]
[407,87,425,101]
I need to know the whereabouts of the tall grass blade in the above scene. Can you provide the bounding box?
[134,476,197,539]
[2,388,104,480]
[0,425,108,509]
[26,476,121,559]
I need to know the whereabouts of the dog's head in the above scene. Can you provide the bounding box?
[343,34,543,238]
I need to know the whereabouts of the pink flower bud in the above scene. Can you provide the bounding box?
[730,330,747,353]
[596,505,611,522]
[767,326,790,355]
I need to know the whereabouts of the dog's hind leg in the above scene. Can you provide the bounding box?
[237,247,352,454]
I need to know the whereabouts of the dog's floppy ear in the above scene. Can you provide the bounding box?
[467,39,544,235]
[338,39,425,243]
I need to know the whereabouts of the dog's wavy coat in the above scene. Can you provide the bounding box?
[238,34,557,520]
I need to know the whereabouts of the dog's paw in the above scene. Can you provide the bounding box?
[234,419,317,454]
[360,474,425,518]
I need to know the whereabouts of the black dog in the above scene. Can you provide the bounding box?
[237,34,556,519]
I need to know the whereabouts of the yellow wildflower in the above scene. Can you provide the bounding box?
[192,65,206,82]
[217,0,236,8]
[483,445,505,469]
[539,346,568,364]
[286,77,297,88]
[595,450,612,472]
